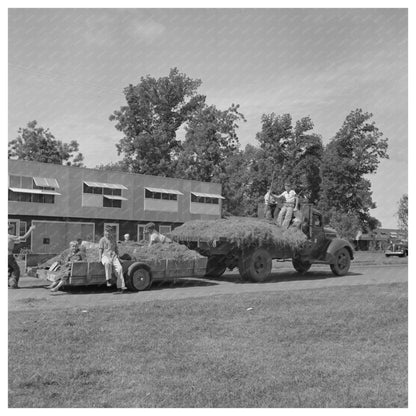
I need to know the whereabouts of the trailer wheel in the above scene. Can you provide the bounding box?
[205,256,227,278]
[238,248,272,282]
[126,264,151,292]
[292,258,311,274]
[330,248,351,276]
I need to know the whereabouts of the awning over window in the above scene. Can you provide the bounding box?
[145,187,184,195]
[191,192,225,199]
[9,187,61,196]
[33,177,60,188]
[103,195,128,201]
[84,181,128,190]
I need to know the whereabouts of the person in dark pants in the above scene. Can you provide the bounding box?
[8,223,36,288]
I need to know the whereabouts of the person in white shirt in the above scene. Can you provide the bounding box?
[144,223,172,247]
[276,183,298,228]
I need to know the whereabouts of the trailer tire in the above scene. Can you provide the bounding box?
[292,258,311,274]
[238,248,272,282]
[330,247,351,276]
[205,256,227,278]
[126,264,152,292]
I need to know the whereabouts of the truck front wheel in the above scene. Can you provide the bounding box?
[239,248,272,282]
[292,258,311,274]
[330,248,351,276]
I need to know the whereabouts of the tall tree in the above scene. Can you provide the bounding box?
[397,193,408,235]
[319,109,389,232]
[110,68,205,176]
[284,117,323,203]
[174,104,244,182]
[8,120,83,166]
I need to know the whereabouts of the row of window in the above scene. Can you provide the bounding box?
[9,175,222,207]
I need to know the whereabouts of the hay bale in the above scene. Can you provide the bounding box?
[170,218,307,249]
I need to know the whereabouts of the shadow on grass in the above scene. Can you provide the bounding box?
[208,270,362,285]
[57,278,219,295]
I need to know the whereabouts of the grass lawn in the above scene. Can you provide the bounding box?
[8,282,407,408]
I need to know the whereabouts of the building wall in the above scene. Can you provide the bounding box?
[8,160,224,252]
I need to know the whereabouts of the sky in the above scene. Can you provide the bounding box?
[7,7,408,228]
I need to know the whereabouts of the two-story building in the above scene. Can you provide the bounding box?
[8,159,224,253]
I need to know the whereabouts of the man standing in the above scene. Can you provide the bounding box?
[99,225,127,293]
[276,183,298,228]
[8,223,36,288]
[264,190,279,220]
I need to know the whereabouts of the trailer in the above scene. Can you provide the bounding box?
[172,203,354,282]
[35,256,208,292]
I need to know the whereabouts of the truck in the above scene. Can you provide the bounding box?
[172,202,354,282]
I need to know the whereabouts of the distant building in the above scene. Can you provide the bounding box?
[354,228,407,251]
[8,159,224,253]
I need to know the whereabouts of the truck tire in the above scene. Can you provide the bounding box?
[126,264,152,292]
[238,248,272,282]
[205,256,227,278]
[292,258,311,274]
[330,247,351,276]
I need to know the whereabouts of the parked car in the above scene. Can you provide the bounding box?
[385,242,408,258]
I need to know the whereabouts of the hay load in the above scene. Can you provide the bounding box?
[38,240,204,269]
[170,217,307,249]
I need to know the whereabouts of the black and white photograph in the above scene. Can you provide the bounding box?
[5,2,409,409]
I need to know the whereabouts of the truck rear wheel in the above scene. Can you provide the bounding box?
[292,258,311,274]
[330,248,351,276]
[238,248,272,282]
[126,264,152,291]
[205,256,227,277]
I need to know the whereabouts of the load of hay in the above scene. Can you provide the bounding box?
[38,240,204,269]
[170,217,307,249]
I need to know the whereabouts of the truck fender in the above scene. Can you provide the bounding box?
[325,239,354,263]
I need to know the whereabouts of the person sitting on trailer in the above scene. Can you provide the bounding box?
[99,225,127,294]
[144,223,172,247]
[48,240,84,292]
[8,223,36,289]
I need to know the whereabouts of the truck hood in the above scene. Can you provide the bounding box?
[324,227,338,239]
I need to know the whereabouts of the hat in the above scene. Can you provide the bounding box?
[284,182,291,186]
[104,225,113,232]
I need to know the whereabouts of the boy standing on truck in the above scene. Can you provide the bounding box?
[276,182,298,228]
[99,225,127,293]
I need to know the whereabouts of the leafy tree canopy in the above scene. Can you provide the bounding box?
[8,120,83,166]
[319,109,388,231]
[110,68,206,176]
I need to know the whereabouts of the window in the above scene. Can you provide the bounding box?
[103,197,122,208]
[313,214,322,227]
[8,175,60,204]
[144,187,182,201]
[83,181,127,208]
[191,193,220,204]
[137,225,147,242]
